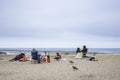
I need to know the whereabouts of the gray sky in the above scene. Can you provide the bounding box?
[0,0,120,48]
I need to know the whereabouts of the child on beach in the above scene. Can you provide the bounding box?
[47,54,50,63]
[54,52,61,60]
[39,51,50,63]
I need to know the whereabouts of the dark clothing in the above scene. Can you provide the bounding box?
[14,55,21,61]
[14,53,25,61]
[82,46,88,57]
[82,48,88,53]
[47,55,50,63]
[89,57,95,61]
[76,48,81,54]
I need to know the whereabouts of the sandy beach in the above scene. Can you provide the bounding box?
[0,54,120,80]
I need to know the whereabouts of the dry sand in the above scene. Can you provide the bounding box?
[0,54,120,80]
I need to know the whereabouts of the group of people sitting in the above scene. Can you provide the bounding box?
[31,49,62,63]
[31,48,50,63]
[9,45,96,63]
[9,48,62,63]
[76,45,97,61]
[76,45,88,58]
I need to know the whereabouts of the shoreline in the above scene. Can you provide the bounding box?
[2,53,120,56]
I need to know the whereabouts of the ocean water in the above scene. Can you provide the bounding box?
[0,48,120,55]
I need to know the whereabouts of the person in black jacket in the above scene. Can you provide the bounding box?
[9,53,25,61]
[76,47,81,54]
[81,45,88,57]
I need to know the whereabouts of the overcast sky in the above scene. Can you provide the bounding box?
[0,0,120,48]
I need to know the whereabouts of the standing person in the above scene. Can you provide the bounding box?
[31,48,38,63]
[81,45,88,58]
[76,47,81,54]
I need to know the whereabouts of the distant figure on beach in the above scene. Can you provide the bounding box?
[20,53,29,62]
[76,47,81,54]
[38,51,50,63]
[75,47,82,58]
[45,51,50,63]
[9,53,28,62]
[47,54,50,63]
[54,52,61,60]
[31,48,39,63]
[89,53,97,61]
[40,51,47,63]
[81,45,88,57]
